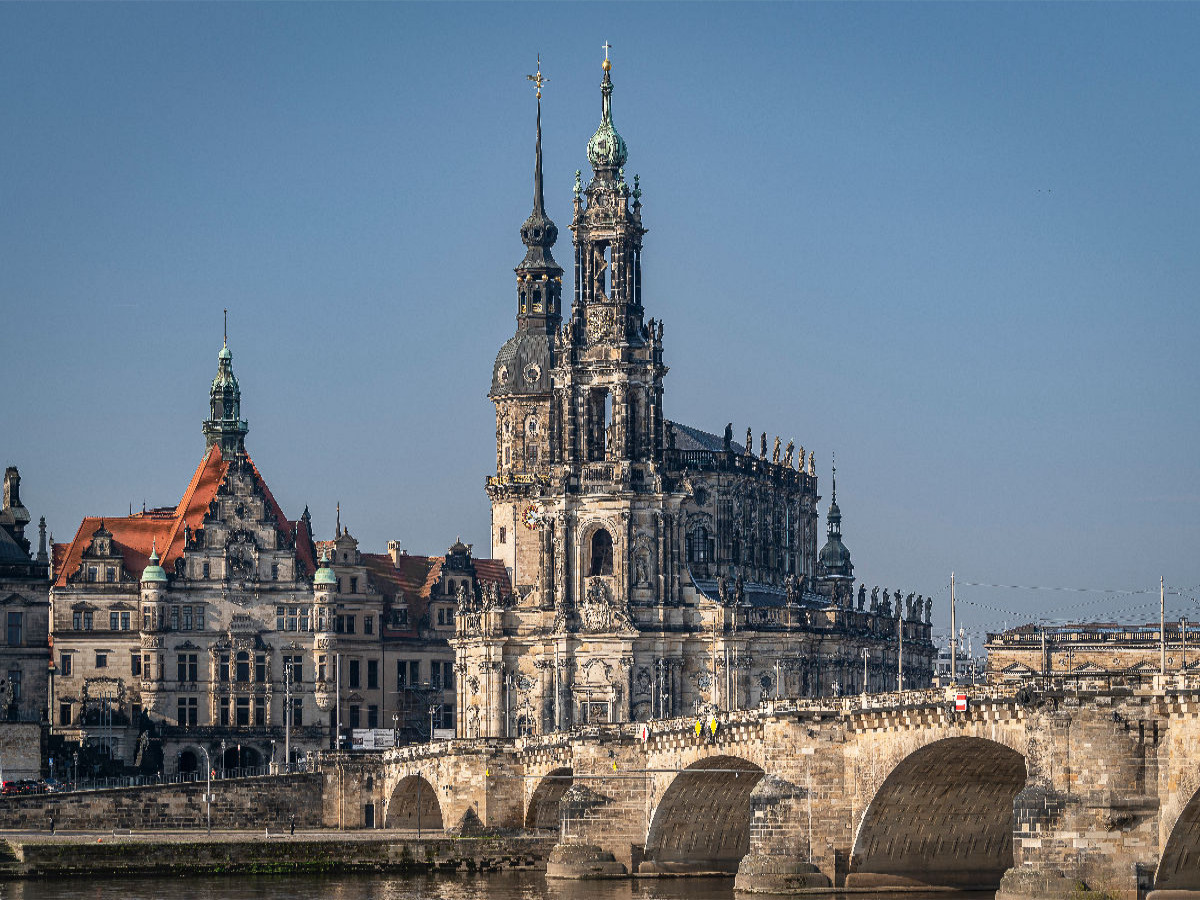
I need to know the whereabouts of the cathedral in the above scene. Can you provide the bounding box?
[452,57,936,737]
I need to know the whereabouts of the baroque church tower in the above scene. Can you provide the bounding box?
[463,55,934,739]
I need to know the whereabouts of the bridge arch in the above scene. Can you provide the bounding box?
[1156,782,1200,892]
[849,736,1026,890]
[526,767,573,831]
[383,773,444,831]
[642,754,764,874]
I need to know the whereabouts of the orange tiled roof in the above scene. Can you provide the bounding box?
[53,446,315,586]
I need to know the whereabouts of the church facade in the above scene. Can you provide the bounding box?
[452,58,936,738]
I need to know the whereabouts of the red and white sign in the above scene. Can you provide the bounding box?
[638,723,650,743]
[955,692,968,712]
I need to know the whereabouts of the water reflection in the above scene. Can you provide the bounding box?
[0,872,997,900]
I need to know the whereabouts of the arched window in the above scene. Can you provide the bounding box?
[589,529,614,577]
[235,651,250,682]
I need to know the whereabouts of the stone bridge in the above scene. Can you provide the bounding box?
[343,684,1200,899]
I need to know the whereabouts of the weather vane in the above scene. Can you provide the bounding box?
[527,54,546,100]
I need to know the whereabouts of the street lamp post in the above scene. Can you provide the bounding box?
[195,745,212,834]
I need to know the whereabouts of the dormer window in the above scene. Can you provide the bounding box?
[105,567,116,583]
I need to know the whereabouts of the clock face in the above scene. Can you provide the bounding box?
[523,364,541,383]
[523,504,543,530]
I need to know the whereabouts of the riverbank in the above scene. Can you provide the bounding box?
[0,831,556,879]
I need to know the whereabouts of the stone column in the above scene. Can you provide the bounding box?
[735,775,831,892]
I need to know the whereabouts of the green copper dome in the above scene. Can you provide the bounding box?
[314,560,337,586]
[587,63,628,171]
[141,543,168,584]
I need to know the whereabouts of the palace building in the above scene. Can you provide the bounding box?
[48,340,508,771]
[452,57,936,737]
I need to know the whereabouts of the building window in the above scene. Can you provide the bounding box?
[235,697,250,727]
[60,653,72,677]
[219,653,230,683]
[290,697,304,728]
[235,652,250,682]
[195,606,205,631]
[73,611,81,630]
[105,567,116,583]
[317,655,327,683]
[171,607,179,630]
[110,612,119,631]
[121,611,130,630]
[202,561,210,579]
[686,526,712,564]
[177,653,198,682]
[499,526,506,545]
[271,563,279,580]
[367,659,378,690]
[177,697,197,727]
[300,608,310,632]
[364,615,374,635]
[437,607,446,626]
[349,576,358,594]
[95,652,107,668]
[254,697,266,727]
[348,659,360,689]
[143,654,151,678]
[86,567,97,583]
[182,607,192,630]
[219,698,230,726]
[276,606,285,630]
[255,655,266,683]
[367,705,379,729]
[131,652,141,677]
[81,611,93,630]
[589,529,614,576]
[143,608,151,630]
[6,613,21,647]
[283,655,303,684]
[59,702,72,726]
[348,704,360,729]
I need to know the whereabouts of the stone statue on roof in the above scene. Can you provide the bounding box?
[746,428,753,455]
[723,423,733,451]
[858,583,866,610]
[797,446,804,471]
[807,452,815,476]
[925,596,933,624]
[871,585,879,612]
[760,432,767,458]
[772,437,781,464]
[784,440,794,468]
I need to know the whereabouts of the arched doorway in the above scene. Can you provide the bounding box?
[849,737,1027,890]
[178,749,198,774]
[526,767,573,831]
[642,755,764,874]
[1156,784,1200,891]
[384,774,444,832]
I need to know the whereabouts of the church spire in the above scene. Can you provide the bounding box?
[515,55,562,332]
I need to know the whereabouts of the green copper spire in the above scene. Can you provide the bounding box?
[587,47,628,171]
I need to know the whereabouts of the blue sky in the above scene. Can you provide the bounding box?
[3,3,1198,647]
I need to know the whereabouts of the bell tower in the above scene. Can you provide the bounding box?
[559,52,665,469]
[487,58,562,591]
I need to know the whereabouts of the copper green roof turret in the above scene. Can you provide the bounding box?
[587,50,628,173]
[141,539,168,584]
[202,313,249,458]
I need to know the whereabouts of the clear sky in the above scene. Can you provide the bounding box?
[3,3,1198,649]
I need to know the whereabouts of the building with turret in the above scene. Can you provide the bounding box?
[48,340,509,772]
[453,56,936,738]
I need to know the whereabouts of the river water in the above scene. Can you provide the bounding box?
[0,872,996,900]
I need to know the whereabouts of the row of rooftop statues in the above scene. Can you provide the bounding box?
[721,424,815,475]
[714,571,932,625]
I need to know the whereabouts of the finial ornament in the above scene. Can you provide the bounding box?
[527,54,547,100]
[602,40,612,70]
[831,451,837,501]
[223,308,227,346]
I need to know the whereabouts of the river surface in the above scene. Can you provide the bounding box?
[0,872,997,900]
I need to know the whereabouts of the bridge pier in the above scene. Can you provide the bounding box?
[733,775,831,892]
[996,707,1161,900]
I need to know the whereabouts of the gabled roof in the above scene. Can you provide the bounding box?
[53,445,314,587]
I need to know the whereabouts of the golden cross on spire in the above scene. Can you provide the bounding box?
[527,54,546,100]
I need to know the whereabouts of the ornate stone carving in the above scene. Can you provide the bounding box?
[579,577,634,634]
